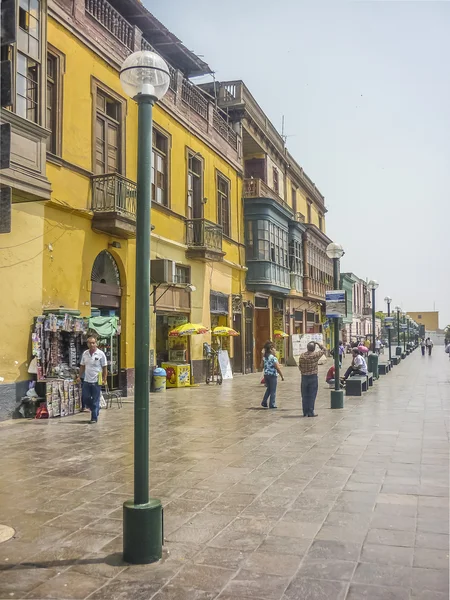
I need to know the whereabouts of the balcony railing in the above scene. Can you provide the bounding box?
[91,173,137,219]
[186,219,223,252]
[85,0,134,49]
[243,178,291,212]
[141,37,178,93]
[212,107,238,150]
[294,212,306,223]
[181,79,208,120]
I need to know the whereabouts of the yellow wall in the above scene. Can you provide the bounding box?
[408,312,439,331]
[0,202,45,382]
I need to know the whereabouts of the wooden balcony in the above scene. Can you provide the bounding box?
[243,178,291,212]
[91,173,136,238]
[186,218,225,262]
[85,0,134,49]
[0,108,51,202]
[303,276,327,301]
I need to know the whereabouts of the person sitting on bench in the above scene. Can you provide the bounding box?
[326,365,344,388]
[343,348,368,380]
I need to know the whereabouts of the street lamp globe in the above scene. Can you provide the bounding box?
[394,305,401,312]
[326,243,344,259]
[120,51,170,99]
[384,296,392,304]
[368,279,379,291]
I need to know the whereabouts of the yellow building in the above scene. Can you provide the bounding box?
[0,0,244,415]
[407,311,439,332]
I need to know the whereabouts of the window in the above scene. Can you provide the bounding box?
[16,52,38,122]
[217,173,230,237]
[289,239,303,275]
[307,201,312,224]
[46,48,64,155]
[187,152,203,219]
[18,0,40,60]
[152,128,169,205]
[210,291,229,314]
[95,89,121,174]
[273,167,279,194]
[255,296,269,309]
[246,218,289,266]
[175,264,190,284]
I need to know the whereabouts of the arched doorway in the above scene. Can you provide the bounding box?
[90,251,121,390]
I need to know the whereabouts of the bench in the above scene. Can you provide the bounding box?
[345,375,368,397]
[392,356,401,365]
[378,363,390,375]
[367,372,374,387]
[401,352,406,359]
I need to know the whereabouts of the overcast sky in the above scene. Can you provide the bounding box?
[147,0,450,329]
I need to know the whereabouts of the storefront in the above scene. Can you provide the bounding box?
[90,250,122,390]
[210,291,230,354]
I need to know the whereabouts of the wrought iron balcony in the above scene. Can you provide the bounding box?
[186,218,224,262]
[91,173,136,238]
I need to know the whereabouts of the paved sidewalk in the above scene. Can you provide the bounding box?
[0,350,448,599]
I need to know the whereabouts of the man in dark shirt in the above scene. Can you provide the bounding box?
[298,341,326,417]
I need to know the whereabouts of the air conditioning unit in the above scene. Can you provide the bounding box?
[151,259,176,284]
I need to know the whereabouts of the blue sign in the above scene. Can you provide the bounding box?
[325,290,347,318]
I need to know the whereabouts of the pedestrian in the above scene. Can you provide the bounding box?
[339,341,345,367]
[260,340,273,385]
[298,341,326,417]
[343,348,368,380]
[375,338,382,355]
[426,337,433,356]
[364,338,371,351]
[261,341,284,409]
[445,342,450,359]
[420,338,426,356]
[78,335,107,423]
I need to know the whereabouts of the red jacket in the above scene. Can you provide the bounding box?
[326,366,335,382]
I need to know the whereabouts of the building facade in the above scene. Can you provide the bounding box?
[200,80,333,367]
[0,0,246,414]
[0,0,337,418]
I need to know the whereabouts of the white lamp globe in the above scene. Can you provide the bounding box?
[326,243,344,260]
[120,51,170,100]
[384,296,392,303]
[368,279,379,290]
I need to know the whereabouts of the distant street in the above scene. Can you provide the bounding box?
[0,349,448,599]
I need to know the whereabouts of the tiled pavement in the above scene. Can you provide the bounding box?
[0,349,448,599]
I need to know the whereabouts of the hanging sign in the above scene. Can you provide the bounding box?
[325,290,347,318]
[384,317,394,330]
[400,324,407,331]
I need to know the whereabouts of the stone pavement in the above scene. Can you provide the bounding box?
[0,349,448,600]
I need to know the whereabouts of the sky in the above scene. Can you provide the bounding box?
[147,0,450,328]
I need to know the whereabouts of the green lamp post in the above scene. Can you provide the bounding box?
[402,312,406,354]
[326,242,345,409]
[120,50,170,564]
[384,296,392,364]
[395,306,402,356]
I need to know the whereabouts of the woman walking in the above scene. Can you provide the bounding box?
[261,341,284,409]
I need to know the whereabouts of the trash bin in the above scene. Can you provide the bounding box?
[152,367,167,392]
[367,353,379,380]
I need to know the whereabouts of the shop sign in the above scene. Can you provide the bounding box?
[325,290,347,318]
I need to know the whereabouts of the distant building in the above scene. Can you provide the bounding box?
[407,312,439,332]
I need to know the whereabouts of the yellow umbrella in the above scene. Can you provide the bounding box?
[169,323,209,337]
[273,330,289,339]
[212,326,240,337]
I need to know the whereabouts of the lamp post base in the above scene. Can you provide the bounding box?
[330,389,344,409]
[395,346,402,356]
[123,498,163,564]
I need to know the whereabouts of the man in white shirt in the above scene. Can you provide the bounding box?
[79,335,107,423]
[375,338,382,354]
[343,348,368,380]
